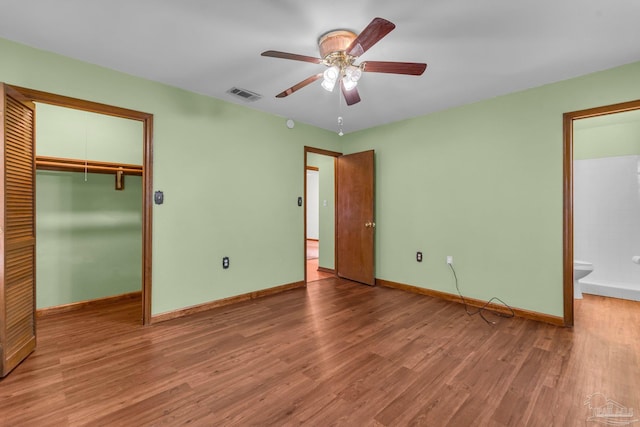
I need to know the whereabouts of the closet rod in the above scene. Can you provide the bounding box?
[35,156,143,176]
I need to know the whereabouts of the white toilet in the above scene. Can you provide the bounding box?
[574,260,594,299]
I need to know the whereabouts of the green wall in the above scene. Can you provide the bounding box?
[574,109,640,159]
[0,37,339,316]
[343,60,640,317]
[36,172,142,308]
[307,153,335,270]
[36,102,143,164]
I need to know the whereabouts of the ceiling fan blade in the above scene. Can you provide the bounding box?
[362,61,427,76]
[341,81,361,106]
[261,50,322,64]
[346,17,396,57]
[275,73,323,98]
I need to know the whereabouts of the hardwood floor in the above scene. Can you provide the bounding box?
[1,279,638,426]
[306,257,334,282]
[306,239,334,282]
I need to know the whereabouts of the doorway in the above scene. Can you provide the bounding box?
[305,148,340,282]
[6,85,153,324]
[563,98,640,326]
[2,83,153,377]
[35,103,144,315]
[304,147,376,286]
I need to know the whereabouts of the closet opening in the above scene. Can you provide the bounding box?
[14,85,153,325]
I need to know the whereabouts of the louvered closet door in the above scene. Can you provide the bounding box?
[0,84,36,377]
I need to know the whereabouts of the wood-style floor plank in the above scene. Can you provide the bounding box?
[0,279,638,426]
[306,240,334,283]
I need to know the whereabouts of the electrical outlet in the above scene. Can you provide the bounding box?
[446,256,453,265]
[222,257,230,269]
[416,252,423,262]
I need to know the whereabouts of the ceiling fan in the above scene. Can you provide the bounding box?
[261,17,427,106]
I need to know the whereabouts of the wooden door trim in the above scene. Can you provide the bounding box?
[9,86,151,120]
[562,98,640,326]
[9,85,154,325]
[304,147,341,284]
[305,147,342,158]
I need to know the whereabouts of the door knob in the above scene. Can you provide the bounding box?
[365,222,376,228]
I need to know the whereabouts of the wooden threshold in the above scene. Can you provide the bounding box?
[317,267,336,275]
[36,291,142,318]
[377,279,564,326]
[150,281,305,324]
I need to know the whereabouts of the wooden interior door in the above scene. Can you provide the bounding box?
[0,84,37,377]
[336,150,375,285]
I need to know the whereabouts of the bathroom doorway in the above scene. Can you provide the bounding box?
[563,99,640,326]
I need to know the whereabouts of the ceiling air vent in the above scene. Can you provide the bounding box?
[227,87,262,102]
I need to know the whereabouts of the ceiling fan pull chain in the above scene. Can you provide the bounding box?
[337,85,344,136]
[84,125,88,182]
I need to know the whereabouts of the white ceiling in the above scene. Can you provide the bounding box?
[1,0,639,134]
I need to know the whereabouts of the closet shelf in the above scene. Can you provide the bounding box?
[36,156,143,176]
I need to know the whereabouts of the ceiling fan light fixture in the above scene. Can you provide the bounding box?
[321,78,337,92]
[345,65,362,82]
[322,65,339,92]
[342,65,362,91]
[342,78,357,91]
[324,65,339,82]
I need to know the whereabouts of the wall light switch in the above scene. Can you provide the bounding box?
[417,252,423,262]
[222,257,229,269]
